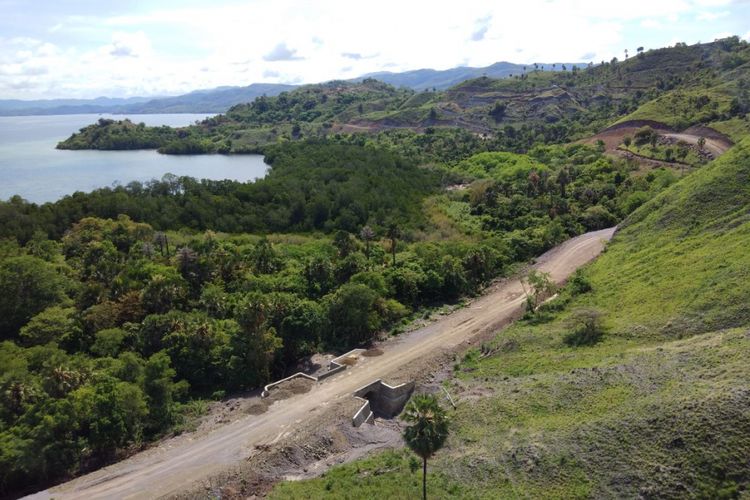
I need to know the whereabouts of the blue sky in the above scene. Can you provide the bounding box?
[1,0,748,99]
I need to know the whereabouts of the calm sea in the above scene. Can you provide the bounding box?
[0,114,268,203]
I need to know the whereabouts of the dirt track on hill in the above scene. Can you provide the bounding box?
[582,120,732,158]
[25,228,615,500]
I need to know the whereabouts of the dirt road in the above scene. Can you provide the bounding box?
[582,121,732,158]
[662,132,728,157]
[26,228,615,500]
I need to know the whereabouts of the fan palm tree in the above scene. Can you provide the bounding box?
[359,225,375,260]
[402,394,449,500]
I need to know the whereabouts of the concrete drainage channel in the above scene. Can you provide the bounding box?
[261,348,414,428]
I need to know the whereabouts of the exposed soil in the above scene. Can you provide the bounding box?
[362,348,384,357]
[337,355,359,366]
[581,120,732,159]
[269,377,315,396]
[173,403,406,500]
[244,400,269,416]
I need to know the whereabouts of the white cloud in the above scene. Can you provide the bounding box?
[471,16,492,41]
[640,19,664,29]
[108,31,151,58]
[697,10,729,21]
[0,0,745,98]
[263,42,303,62]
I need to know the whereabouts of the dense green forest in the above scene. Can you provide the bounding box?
[1,143,440,241]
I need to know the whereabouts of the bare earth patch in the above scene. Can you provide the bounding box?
[244,400,269,415]
[268,377,315,400]
[338,355,359,366]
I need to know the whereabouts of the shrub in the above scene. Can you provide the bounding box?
[634,126,657,146]
[582,205,617,230]
[568,270,592,296]
[563,308,606,346]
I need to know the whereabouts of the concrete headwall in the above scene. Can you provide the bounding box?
[316,363,346,381]
[352,379,415,419]
[261,348,366,397]
[352,398,374,427]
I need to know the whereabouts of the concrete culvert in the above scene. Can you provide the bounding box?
[352,380,415,426]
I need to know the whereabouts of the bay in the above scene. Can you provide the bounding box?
[0,114,268,204]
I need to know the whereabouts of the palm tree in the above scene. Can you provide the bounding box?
[359,225,375,260]
[402,394,449,500]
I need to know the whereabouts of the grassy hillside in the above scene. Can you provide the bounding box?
[616,38,750,133]
[270,138,750,498]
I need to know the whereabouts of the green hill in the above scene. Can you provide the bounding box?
[269,139,750,498]
[58,38,750,156]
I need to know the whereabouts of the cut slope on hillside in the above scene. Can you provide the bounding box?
[270,139,750,498]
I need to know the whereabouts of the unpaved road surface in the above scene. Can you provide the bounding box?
[26,228,615,500]
[662,132,728,157]
[582,121,732,158]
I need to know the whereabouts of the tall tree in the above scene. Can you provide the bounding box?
[402,394,449,500]
[251,238,280,274]
[386,224,401,266]
[359,225,375,261]
[0,256,70,338]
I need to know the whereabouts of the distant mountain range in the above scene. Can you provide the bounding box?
[0,96,158,115]
[0,62,579,116]
[358,61,576,90]
[0,83,296,116]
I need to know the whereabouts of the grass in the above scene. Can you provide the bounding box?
[421,195,478,241]
[443,200,484,233]
[269,449,465,499]
[269,137,750,498]
[708,117,750,142]
[453,151,546,182]
[615,87,733,130]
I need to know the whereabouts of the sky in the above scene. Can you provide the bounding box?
[1,0,749,100]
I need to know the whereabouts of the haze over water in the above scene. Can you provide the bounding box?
[0,114,268,203]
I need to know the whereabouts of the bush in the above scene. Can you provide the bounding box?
[634,126,657,146]
[581,205,617,230]
[563,308,606,346]
[567,270,592,296]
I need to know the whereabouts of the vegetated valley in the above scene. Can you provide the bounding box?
[1,37,749,498]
